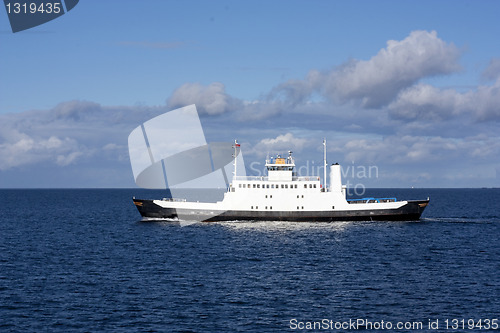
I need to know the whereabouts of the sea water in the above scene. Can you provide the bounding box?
[0,188,499,332]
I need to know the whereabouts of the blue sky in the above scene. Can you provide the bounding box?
[1,0,500,188]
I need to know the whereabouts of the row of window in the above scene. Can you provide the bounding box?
[251,206,272,209]
[249,205,335,210]
[250,206,305,210]
[238,183,317,189]
[250,206,335,209]
[262,194,306,199]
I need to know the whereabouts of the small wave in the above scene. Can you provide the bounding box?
[213,220,353,232]
[140,217,179,222]
[422,217,500,223]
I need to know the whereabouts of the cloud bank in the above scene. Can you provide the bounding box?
[1,30,499,187]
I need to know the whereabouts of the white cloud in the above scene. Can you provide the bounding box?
[249,133,311,157]
[388,78,500,122]
[0,133,81,170]
[482,57,500,81]
[388,84,465,120]
[338,135,500,166]
[56,151,84,166]
[0,101,166,172]
[321,30,461,108]
[241,30,462,117]
[471,79,500,121]
[167,82,240,115]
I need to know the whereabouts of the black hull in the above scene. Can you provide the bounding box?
[133,199,177,219]
[133,199,429,222]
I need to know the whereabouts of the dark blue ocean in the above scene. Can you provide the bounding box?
[1,188,499,332]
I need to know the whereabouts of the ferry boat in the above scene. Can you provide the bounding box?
[133,140,429,222]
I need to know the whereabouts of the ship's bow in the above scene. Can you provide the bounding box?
[133,198,177,219]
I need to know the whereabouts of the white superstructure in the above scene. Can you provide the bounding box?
[153,151,404,213]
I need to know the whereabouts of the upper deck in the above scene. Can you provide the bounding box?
[233,175,320,182]
[265,153,295,169]
[264,152,296,181]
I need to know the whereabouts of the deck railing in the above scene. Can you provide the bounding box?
[232,176,321,182]
[347,197,397,204]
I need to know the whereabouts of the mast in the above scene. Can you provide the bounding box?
[323,138,327,191]
[232,139,240,179]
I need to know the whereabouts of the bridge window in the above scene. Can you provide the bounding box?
[313,184,316,188]
[309,184,312,188]
[304,184,307,188]
[257,184,260,188]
